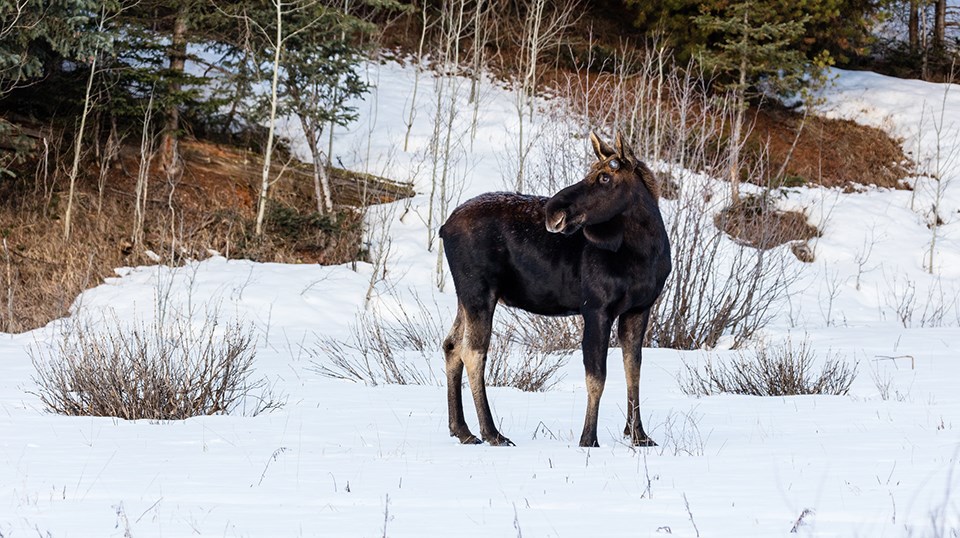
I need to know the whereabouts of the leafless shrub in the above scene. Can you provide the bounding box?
[497,308,583,353]
[647,407,708,457]
[308,307,439,386]
[308,291,447,385]
[30,312,282,419]
[310,300,573,392]
[486,311,573,392]
[680,337,857,397]
[381,292,449,353]
[819,263,843,327]
[650,177,798,350]
[883,272,960,328]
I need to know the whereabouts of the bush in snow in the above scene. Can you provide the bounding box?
[648,175,801,350]
[30,312,282,419]
[485,309,574,392]
[310,307,440,387]
[679,336,857,397]
[309,300,571,392]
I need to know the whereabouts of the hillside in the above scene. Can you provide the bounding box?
[0,134,412,332]
[0,1,917,333]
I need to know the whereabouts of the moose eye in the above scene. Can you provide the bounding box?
[599,173,611,184]
[608,159,620,170]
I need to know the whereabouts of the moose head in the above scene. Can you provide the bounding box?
[544,132,650,252]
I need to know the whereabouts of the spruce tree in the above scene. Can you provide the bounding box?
[0,0,106,95]
[278,5,376,214]
[693,0,822,205]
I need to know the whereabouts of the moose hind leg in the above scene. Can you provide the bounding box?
[460,306,513,446]
[444,306,480,444]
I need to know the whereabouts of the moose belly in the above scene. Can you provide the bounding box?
[496,266,582,316]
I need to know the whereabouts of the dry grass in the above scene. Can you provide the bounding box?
[0,136,410,334]
[309,302,574,392]
[30,311,283,419]
[486,310,575,392]
[680,337,857,397]
[748,106,913,190]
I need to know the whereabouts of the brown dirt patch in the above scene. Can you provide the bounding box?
[0,135,413,333]
[747,105,913,190]
[714,194,821,251]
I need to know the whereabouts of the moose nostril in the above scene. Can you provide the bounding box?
[547,212,566,232]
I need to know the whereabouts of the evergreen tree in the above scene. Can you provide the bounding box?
[623,0,882,67]
[278,7,372,214]
[692,0,826,205]
[0,0,107,95]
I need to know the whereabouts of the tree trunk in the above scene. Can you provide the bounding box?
[934,0,946,49]
[729,91,744,207]
[729,8,749,207]
[287,76,332,215]
[299,115,333,215]
[255,0,283,237]
[161,5,188,179]
[133,94,156,251]
[63,52,97,240]
[909,0,920,51]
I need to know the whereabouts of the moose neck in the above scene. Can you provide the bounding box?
[618,190,662,251]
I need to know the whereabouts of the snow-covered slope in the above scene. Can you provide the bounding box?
[1,63,958,537]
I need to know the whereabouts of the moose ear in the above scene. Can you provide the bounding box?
[614,132,637,165]
[583,215,624,252]
[590,132,615,161]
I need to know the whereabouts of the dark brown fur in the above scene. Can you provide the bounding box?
[440,133,671,447]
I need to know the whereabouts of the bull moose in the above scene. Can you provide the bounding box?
[440,132,671,447]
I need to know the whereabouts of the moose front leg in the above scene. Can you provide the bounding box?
[618,308,656,446]
[579,311,613,448]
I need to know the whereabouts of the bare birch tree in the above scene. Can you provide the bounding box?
[133,93,156,251]
[403,3,431,153]
[63,4,116,240]
[238,0,328,236]
[924,66,958,274]
[511,0,580,191]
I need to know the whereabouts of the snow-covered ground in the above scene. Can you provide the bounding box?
[2,62,959,537]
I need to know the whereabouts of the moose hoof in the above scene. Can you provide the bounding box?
[624,425,657,447]
[486,435,515,447]
[452,429,482,445]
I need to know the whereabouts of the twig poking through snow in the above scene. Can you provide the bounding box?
[255,447,290,486]
[513,503,523,538]
[683,492,700,537]
[382,494,391,538]
[790,508,815,533]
